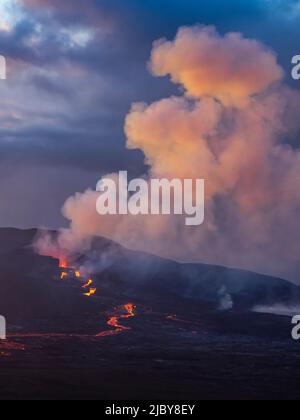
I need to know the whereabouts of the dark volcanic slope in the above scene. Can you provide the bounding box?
[0,228,101,321]
[88,236,300,311]
[0,228,299,322]
[0,228,300,401]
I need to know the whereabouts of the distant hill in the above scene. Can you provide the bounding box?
[0,228,299,322]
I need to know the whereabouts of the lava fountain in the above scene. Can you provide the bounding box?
[58,259,97,298]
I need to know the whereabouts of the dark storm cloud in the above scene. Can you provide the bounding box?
[1,1,300,170]
[13,0,281,72]
[0,123,145,175]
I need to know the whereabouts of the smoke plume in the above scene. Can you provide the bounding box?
[35,25,300,282]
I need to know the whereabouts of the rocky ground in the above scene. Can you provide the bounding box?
[0,299,299,400]
[0,228,300,400]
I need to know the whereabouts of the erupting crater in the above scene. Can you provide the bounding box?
[58,259,97,298]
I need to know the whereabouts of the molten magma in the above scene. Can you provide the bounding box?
[84,288,97,297]
[61,272,68,280]
[124,303,135,318]
[59,259,68,269]
[82,279,93,289]
[97,304,135,337]
[58,259,96,298]
[0,340,27,358]
[82,278,96,297]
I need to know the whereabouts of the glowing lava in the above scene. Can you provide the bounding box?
[61,272,68,280]
[124,303,135,318]
[58,259,96,298]
[82,279,93,289]
[96,304,136,337]
[84,288,97,297]
[0,340,27,357]
[59,259,68,269]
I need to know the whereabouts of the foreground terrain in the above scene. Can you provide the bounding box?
[0,228,299,400]
[0,306,299,400]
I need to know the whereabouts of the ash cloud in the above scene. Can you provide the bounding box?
[33,228,92,262]
[150,26,283,103]
[38,25,300,283]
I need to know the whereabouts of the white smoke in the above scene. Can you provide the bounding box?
[35,25,300,283]
[253,304,300,317]
[218,286,234,311]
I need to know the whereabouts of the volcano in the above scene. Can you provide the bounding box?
[0,227,299,320]
[0,227,300,400]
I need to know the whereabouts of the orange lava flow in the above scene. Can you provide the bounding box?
[82,279,93,289]
[124,303,135,318]
[84,288,97,297]
[61,272,68,280]
[59,259,68,269]
[96,304,135,337]
[0,340,27,357]
[58,260,96,298]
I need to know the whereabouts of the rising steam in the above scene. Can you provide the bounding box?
[35,25,300,282]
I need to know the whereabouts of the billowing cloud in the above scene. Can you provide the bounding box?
[150,26,284,103]
[45,26,300,282]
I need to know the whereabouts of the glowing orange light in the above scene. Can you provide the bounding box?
[124,303,135,318]
[59,260,68,269]
[96,303,136,337]
[84,288,97,297]
[82,279,93,289]
[60,272,68,280]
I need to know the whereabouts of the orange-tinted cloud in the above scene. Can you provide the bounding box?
[150,26,284,103]
[37,26,300,282]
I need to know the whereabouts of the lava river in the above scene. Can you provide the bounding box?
[96,304,136,337]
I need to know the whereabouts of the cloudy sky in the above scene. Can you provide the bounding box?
[0,0,299,229]
[3,0,300,284]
